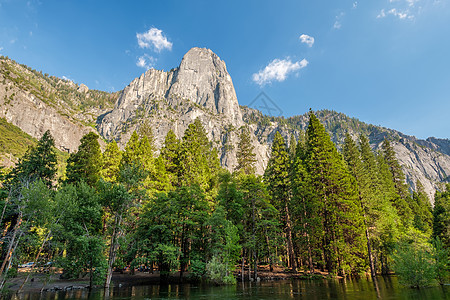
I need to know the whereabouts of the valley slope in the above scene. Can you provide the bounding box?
[1,49,449,202]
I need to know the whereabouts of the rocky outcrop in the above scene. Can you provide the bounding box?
[98,47,246,171]
[0,85,95,153]
[0,58,104,153]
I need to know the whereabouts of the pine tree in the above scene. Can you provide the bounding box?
[291,130,317,273]
[122,131,142,166]
[160,130,181,187]
[381,139,410,199]
[305,112,365,275]
[264,131,297,270]
[138,119,155,153]
[178,119,220,192]
[235,126,256,175]
[5,130,57,188]
[380,139,413,225]
[433,184,450,248]
[101,140,122,183]
[411,180,433,234]
[343,133,376,279]
[66,132,102,186]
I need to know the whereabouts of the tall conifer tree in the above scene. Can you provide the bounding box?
[236,126,256,175]
[264,131,297,270]
[305,112,365,275]
[66,132,102,186]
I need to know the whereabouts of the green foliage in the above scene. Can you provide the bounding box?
[101,140,122,182]
[411,181,433,234]
[432,237,450,284]
[235,126,256,175]
[3,130,57,189]
[178,118,220,192]
[66,132,102,186]
[0,117,36,158]
[303,112,365,275]
[205,255,236,285]
[53,182,106,286]
[393,242,436,288]
[433,184,450,248]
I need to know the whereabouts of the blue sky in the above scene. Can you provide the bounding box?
[1,0,449,139]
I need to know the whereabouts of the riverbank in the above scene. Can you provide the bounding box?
[2,265,330,294]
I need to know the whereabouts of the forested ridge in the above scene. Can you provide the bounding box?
[0,112,448,291]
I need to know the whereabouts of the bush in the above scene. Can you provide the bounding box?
[433,237,450,285]
[393,242,436,288]
[205,255,236,285]
[189,258,206,281]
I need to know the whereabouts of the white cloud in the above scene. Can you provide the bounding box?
[136,54,156,70]
[0,47,3,52]
[379,0,418,20]
[377,9,387,18]
[353,1,358,9]
[299,34,315,47]
[377,7,413,19]
[136,27,172,52]
[333,12,345,29]
[389,8,410,18]
[252,58,308,86]
[333,21,342,29]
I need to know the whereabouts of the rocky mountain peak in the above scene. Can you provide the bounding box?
[168,47,242,125]
[98,47,243,150]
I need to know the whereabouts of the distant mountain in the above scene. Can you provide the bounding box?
[1,49,449,202]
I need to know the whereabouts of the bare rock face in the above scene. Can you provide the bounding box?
[391,140,450,203]
[98,47,244,171]
[0,59,104,154]
[0,78,94,154]
[77,83,89,94]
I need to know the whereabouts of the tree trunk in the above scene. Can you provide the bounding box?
[17,230,52,294]
[0,212,22,278]
[284,203,297,271]
[0,231,22,290]
[264,229,273,272]
[105,214,122,289]
[241,250,245,282]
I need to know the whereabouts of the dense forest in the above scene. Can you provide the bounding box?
[0,112,448,291]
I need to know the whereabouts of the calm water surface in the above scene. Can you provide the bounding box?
[8,276,450,300]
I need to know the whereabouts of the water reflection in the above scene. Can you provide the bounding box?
[6,276,450,300]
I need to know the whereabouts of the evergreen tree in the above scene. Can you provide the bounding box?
[433,184,450,248]
[122,131,140,166]
[138,119,155,154]
[381,139,410,198]
[101,140,122,183]
[379,139,413,226]
[178,119,220,192]
[411,181,433,234]
[264,131,296,270]
[304,112,365,275]
[358,134,401,275]
[291,129,317,273]
[235,126,256,175]
[160,129,180,181]
[4,130,57,189]
[238,173,279,280]
[65,132,102,186]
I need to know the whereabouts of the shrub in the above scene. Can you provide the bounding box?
[205,255,236,285]
[393,242,436,288]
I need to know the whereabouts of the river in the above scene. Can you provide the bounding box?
[8,276,449,300]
